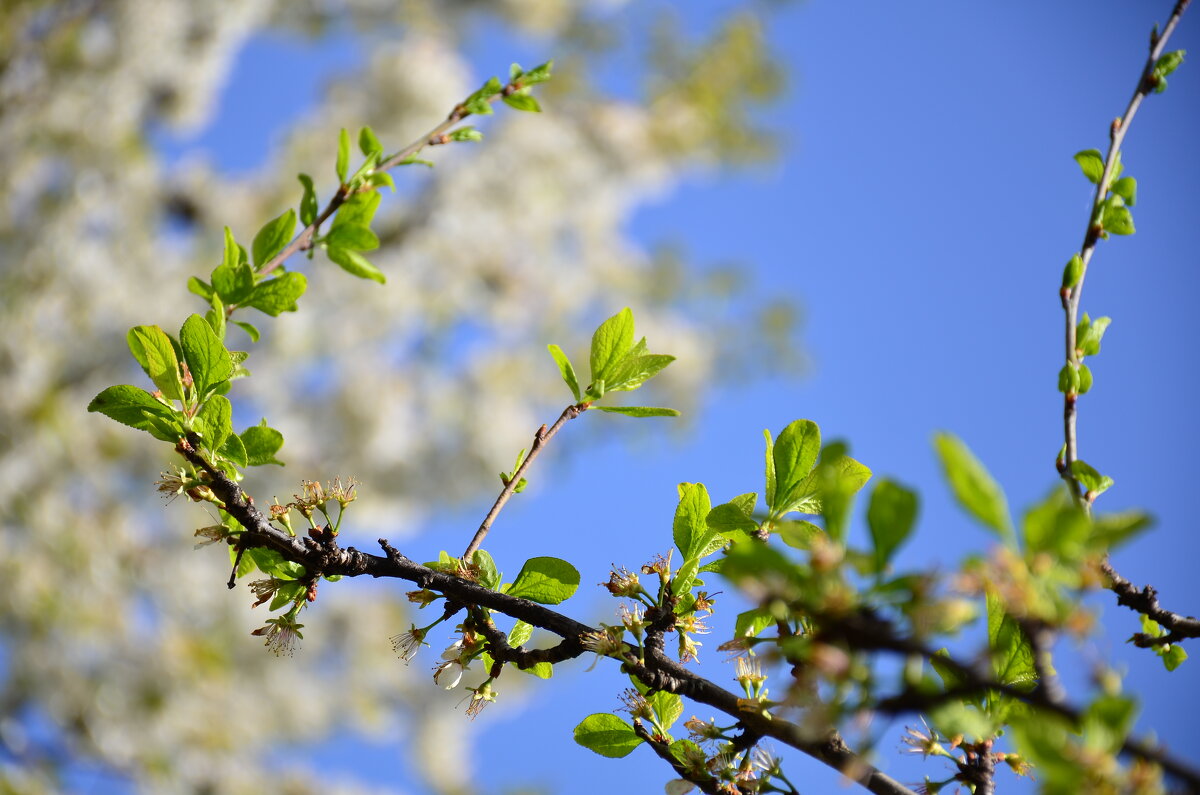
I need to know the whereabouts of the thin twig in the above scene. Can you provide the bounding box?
[254,79,526,280]
[1060,0,1191,505]
[461,403,585,559]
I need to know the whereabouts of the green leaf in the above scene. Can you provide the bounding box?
[241,420,285,467]
[448,127,483,142]
[771,419,821,512]
[358,125,383,157]
[179,314,232,398]
[245,272,308,316]
[508,620,533,647]
[764,429,776,508]
[589,308,635,385]
[336,128,350,182]
[867,479,918,573]
[502,92,542,112]
[1154,49,1186,81]
[233,320,260,343]
[1083,695,1136,754]
[1161,644,1187,672]
[252,209,297,269]
[323,224,379,252]
[87,385,179,440]
[604,353,675,392]
[327,247,386,284]
[934,432,1012,540]
[196,394,232,452]
[297,173,318,226]
[519,61,553,85]
[592,406,680,418]
[573,713,642,758]
[463,76,503,115]
[706,500,759,535]
[673,483,714,561]
[127,325,184,400]
[1061,254,1083,289]
[1058,364,1079,394]
[776,519,824,549]
[333,191,382,231]
[1073,149,1105,184]
[472,549,501,590]
[672,556,700,597]
[930,648,968,691]
[1111,176,1137,206]
[1102,201,1135,235]
[647,691,682,731]
[1070,460,1113,497]
[987,590,1037,689]
[734,608,775,639]
[204,295,226,341]
[220,431,248,468]
[212,262,255,305]
[188,277,214,300]
[506,557,579,605]
[1076,314,1111,357]
[546,344,582,402]
[1077,364,1093,394]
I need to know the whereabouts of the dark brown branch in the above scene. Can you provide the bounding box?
[461,403,585,559]
[631,719,728,795]
[176,438,915,795]
[1101,560,1200,642]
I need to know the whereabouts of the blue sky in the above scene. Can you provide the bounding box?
[156,2,1199,792]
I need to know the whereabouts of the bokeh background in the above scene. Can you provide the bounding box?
[1,1,1196,793]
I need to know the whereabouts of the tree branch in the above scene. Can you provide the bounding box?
[1101,559,1200,643]
[255,76,528,279]
[461,402,585,559]
[1060,0,1191,504]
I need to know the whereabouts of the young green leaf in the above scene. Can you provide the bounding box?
[1161,645,1187,672]
[502,93,542,113]
[220,432,249,469]
[1110,176,1137,206]
[1077,364,1093,394]
[1073,149,1105,184]
[518,61,553,85]
[763,428,777,509]
[591,406,680,417]
[323,224,379,251]
[232,320,261,343]
[332,191,382,230]
[589,307,635,384]
[1061,254,1084,289]
[1076,314,1111,357]
[776,519,824,550]
[546,344,582,402]
[87,385,179,440]
[358,126,383,157]
[734,608,774,639]
[252,209,297,269]
[573,714,642,758]
[448,127,483,142]
[505,557,580,605]
[463,76,503,115]
[127,325,184,401]
[188,277,214,301]
[987,590,1037,689]
[706,500,759,535]
[336,128,350,183]
[196,393,233,452]
[241,420,285,467]
[933,432,1012,540]
[867,478,919,573]
[672,483,714,561]
[245,272,308,316]
[297,173,318,226]
[327,247,386,284]
[1070,460,1113,496]
[1102,201,1135,235]
[770,419,821,513]
[604,352,675,392]
[647,691,683,731]
[471,549,501,591]
[179,314,232,398]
